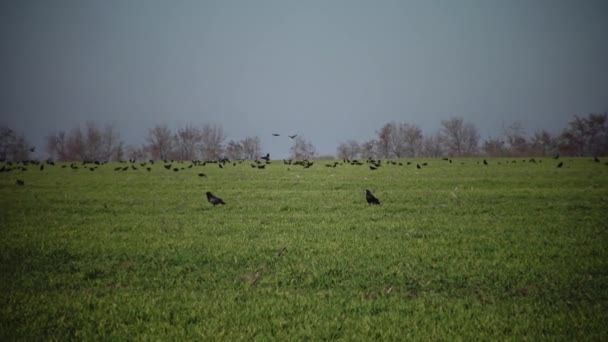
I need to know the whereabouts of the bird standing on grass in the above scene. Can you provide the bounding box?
[365,190,381,205]
[206,192,226,206]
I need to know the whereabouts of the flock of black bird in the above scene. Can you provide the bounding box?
[3,149,605,206]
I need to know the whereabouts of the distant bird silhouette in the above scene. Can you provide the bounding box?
[146,167,151,171]
[206,191,225,206]
[594,156,600,163]
[198,173,207,177]
[257,164,266,169]
[288,134,297,139]
[557,162,563,168]
[173,168,179,172]
[369,165,377,171]
[122,166,128,171]
[16,179,25,186]
[416,164,421,169]
[40,164,44,171]
[164,164,172,170]
[29,147,35,152]
[483,159,488,165]
[218,163,223,169]
[365,190,381,205]
[261,153,270,161]
[272,133,280,136]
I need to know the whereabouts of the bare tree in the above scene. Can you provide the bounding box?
[240,136,261,160]
[46,122,123,161]
[559,113,608,156]
[225,140,244,160]
[290,136,316,160]
[174,124,203,160]
[530,130,557,156]
[336,140,360,160]
[126,145,147,161]
[0,126,31,161]
[502,122,530,156]
[375,122,423,158]
[440,117,480,156]
[145,124,173,160]
[359,139,377,159]
[200,123,226,160]
[422,132,445,157]
[376,124,392,158]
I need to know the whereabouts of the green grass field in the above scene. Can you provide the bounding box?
[1,158,607,340]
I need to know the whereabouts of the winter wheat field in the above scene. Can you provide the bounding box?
[1,157,607,340]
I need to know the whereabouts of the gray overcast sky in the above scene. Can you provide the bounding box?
[1,0,607,158]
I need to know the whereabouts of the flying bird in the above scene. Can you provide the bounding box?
[206,192,225,206]
[272,133,280,136]
[288,134,297,139]
[365,190,381,205]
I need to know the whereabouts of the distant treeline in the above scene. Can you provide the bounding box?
[1,113,607,162]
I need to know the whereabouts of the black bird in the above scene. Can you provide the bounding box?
[16,179,25,186]
[416,164,421,169]
[288,134,297,139]
[122,166,128,171]
[261,153,270,161]
[594,156,600,163]
[369,165,377,171]
[40,164,44,171]
[206,192,225,206]
[29,147,35,152]
[272,133,280,136]
[483,159,488,165]
[146,167,152,172]
[557,162,563,168]
[218,163,223,169]
[198,173,207,177]
[365,190,381,205]
[164,164,172,170]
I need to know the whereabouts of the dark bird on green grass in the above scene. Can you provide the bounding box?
[16,179,24,186]
[557,162,563,168]
[122,166,128,171]
[416,164,421,169]
[594,156,600,163]
[257,164,266,169]
[218,163,223,168]
[365,190,381,205]
[369,165,377,171]
[131,165,137,170]
[198,173,207,177]
[40,164,44,171]
[164,164,172,170]
[146,167,151,171]
[483,159,488,165]
[206,192,225,206]
[114,167,121,171]
[173,168,179,172]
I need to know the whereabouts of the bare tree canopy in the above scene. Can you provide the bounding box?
[440,117,480,156]
[559,113,608,156]
[0,126,31,161]
[290,136,316,160]
[200,123,226,160]
[225,136,261,160]
[145,124,173,160]
[46,122,123,161]
[174,124,203,160]
[336,140,360,160]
